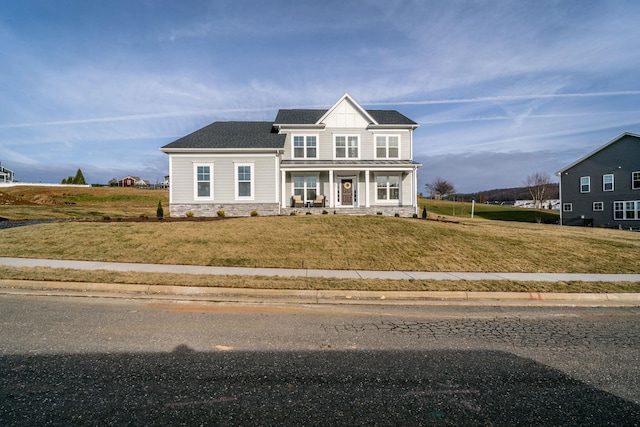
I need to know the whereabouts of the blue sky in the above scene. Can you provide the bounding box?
[1,0,640,193]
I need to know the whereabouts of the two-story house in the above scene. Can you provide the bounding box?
[556,132,640,229]
[160,94,421,217]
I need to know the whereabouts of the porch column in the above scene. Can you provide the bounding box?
[365,169,370,207]
[329,169,334,208]
[281,170,286,208]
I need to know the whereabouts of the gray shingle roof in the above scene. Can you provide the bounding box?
[161,122,285,150]
[274,109,416,126]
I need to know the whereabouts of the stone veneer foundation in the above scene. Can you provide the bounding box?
[170,203,417,218]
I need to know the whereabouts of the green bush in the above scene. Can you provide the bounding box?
[217,210,225,217]
[186,211,195,218]
[250,210,258,217]
[156,201,164,219]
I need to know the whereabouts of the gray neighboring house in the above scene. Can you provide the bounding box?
[556,132,640,229]
[160,94,421,217]
[0,163,14,183]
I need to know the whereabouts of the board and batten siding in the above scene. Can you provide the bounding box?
[169,153,278,204]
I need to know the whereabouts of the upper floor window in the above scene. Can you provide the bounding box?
[235,163,254,200]
[194,163,213,200]
[375,135,400,159]
[293,135,317,159]
[633,171,640,190]
[603,174,614,192]
[580,176,590,193]
[335,135,359,159]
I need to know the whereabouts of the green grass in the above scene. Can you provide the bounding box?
[419,197,559,223]
[1,215,639,273]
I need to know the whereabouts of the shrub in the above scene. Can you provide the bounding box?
[217,210,225,217]
[376,211,383,215]
[305,211,312,215]
[394,212,400,217]
[186,211,195,218]
[156,201,164,219]
[250,210,258,217]
[413,213,418,218]
[422,206,427,219]
[103,215,110,221]
[322,210,328,215]
[290,211,296,216]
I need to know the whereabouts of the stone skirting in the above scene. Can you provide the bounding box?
[170,203,418,218]
[169,203,280,218]
[281,206,418,217]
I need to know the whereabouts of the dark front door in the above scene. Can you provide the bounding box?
[341,179,353,206]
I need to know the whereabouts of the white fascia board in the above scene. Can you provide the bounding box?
[367,124,418,130]
[273,124,325,130]
[161,148,281,155]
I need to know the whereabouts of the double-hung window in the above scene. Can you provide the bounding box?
[375,135,400,159]
[335,135,359,159]
[603,174,614,191]
[580,176,590,193]
[194,163,213,200]
[633,171,640,190]
[235,163,254,200]
[614,201,640,220]
[293,135,317,159]
[293,175,317,202]
[376,175,400,201]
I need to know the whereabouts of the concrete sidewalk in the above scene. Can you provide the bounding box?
[1,256,639,306]
[2,256,640,282]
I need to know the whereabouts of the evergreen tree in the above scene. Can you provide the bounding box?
[73,168,86,185]
[156,201,164,219]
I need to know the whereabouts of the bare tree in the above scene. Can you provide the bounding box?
[426,177,456,199]
[525,172,553,209]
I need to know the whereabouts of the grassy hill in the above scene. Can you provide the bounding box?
[419,198,559,223]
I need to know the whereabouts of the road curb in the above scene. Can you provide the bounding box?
[1,279,640,306]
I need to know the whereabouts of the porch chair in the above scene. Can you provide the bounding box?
[292,195,304,207]
[313,195,325,207]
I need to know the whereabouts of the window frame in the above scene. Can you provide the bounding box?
[632,171,640,190]
[563,203,572,212]
[374,134,401,159]
[592,201,604,211]
[292,135,318,159]
[580,176,590,193]
[375,174,401,202]
[235,163,254,200]
[193,162,214,201]
[603,174,614,192]
[292,174,319,203]
[613,200,640,220]
[334,134,360,159]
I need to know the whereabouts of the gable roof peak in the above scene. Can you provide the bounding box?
[316,93,379,126]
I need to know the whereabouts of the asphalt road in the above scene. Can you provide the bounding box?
[1,295,639,425]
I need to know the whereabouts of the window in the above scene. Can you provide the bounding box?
[293,135,317,159]
[194,163,213,200]
[614,201,640,220]
[375,135,400,158]
[593,201,603,211]
[563,203,572,212]
[603,174,614,191]
[580,176,590,193]
[376,175,400,201]
[633,171,640,190]
[235,163,254,200]
[293,175,317,202]
[335,135,359,159]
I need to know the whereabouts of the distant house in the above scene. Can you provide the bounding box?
[161,93,421,217]
[158,175,170,189]
[118,176,149,188]
[556,133,640,228]
[0,163,14,183]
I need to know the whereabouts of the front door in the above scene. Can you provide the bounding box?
[341,179,353,206]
